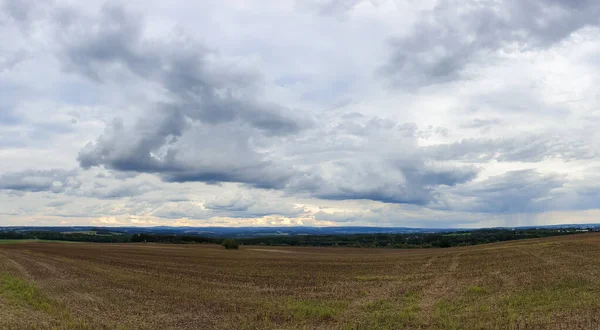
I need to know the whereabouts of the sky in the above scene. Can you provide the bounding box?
[1,0,600,228]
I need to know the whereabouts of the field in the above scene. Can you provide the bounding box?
[2,234,600,329]
[0,239,81,244]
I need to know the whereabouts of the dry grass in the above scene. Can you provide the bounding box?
[2,233,600,329]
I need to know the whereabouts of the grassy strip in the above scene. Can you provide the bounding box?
[286,299,348,321]
[433,278,600,329]
[355,291,421,329]
[0,273,89,328]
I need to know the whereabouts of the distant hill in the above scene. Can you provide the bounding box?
[2,224,599,238]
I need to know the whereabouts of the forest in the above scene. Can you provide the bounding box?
[0,227,591,248]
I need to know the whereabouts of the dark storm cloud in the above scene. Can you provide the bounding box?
[381,0,600,88]
[0,169,79,193]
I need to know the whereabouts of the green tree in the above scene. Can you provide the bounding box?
[221,239,239,250]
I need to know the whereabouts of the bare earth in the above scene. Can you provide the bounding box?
[2,234,600,329]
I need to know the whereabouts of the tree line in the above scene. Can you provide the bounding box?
[0,228,592,248]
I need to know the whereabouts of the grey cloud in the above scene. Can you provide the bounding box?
[58,5,313,190]
[48,202,127,219]
[313,209,379,223]
[0,105,21,126]
[79,117,297,190]
[444,169,565,213]
[5,0,600,228]
[538,169,600,211]
[77,113,188,172]
[151,202,210,220]
[557,186,600,211]
[204,198,254,213]
[209,190,305,218]
[1,0,38,31]
[460,118,504,129]
[94,171,139,180]
[417,126,449,139]
[8,0,578,214]
[59,4,310,134]
[85,182,157,200]
[46,200,69,207]
[307,160,478,204]
[303,0,386,16]
[312,205,485,227]
[0,49,28,73]
[0,121,76,148]
[382,0,600,88]
[158,124,296,189]
[408,164,479,187]
[204,193,305,218]
[30,122,76,141]
[0,169,80,193]
[275,113,479,205]
[46,3,481,208]
[2,0,29,22]
[0,84,24,127]
[315,0,365,15]
[162,167,291,190]
[427,134,599,163]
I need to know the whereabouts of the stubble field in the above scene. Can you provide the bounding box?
[2,233,600,329]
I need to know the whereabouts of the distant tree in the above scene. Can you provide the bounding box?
[221,239,239,250]
[439,239,451,248]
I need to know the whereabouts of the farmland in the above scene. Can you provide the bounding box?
[2,234,600,329]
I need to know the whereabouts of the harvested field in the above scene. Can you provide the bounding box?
[2,234,600,329]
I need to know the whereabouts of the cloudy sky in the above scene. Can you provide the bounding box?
[2,0,600,228]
